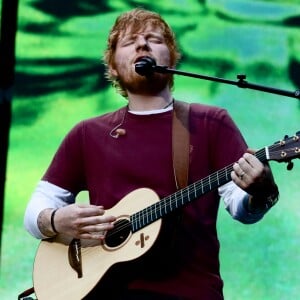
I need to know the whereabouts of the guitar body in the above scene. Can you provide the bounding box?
[33,188,162,300]
[32,131,300,299]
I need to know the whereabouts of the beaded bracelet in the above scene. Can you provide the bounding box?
[50,208,59,234]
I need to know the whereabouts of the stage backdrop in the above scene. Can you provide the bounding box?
[1,0,300,299]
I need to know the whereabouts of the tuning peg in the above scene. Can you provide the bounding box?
[287,160,294,171]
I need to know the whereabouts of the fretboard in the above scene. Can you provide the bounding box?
[130,147,268,232]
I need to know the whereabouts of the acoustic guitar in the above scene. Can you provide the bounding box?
[33,132,300,299]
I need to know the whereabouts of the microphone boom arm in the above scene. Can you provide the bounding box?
[154,65,300,100]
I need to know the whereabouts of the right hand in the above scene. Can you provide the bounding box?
[53,204,116,240]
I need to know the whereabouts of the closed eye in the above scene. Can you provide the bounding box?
[146,33,164,43]
[120,39,134,47]
[148,37,163,43]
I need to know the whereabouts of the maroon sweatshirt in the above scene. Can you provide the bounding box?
[43,102,247,299]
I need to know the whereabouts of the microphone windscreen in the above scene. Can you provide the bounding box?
[135,57,156,76]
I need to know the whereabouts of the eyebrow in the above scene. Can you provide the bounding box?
[121,31,164,41]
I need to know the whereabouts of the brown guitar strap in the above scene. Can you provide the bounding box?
[172,100,190,190]
[168,100,190,250]
[18,101,191,300]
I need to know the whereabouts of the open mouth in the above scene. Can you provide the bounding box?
[134,55,152,63]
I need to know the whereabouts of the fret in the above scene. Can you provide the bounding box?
[194,183,197,199]
[131,216,135,232]
[208,175,212,190]
[226,167,232,181]
[132,213,136,231]
[169,197,173,213]
[140,210,145,227]
[147,208,150,224]
[154,202,158,220]
[159,201,162,218]
[134,214,137,230]
[138,211,142,228]
[149,206,153,223]
[127,139,300,235]
[175,194,179,209]
[131,147,270,232]
[181,189,184,206]
[164,200,168,214]
[146,206,149,224]
[187,188,191,203]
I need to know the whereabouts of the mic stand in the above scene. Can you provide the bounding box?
[154,65,300,100]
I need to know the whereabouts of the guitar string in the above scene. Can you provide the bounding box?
[126,151,294,237]
[135,140,298,222]
[100,144,294,239]
[77,141,298,255]
[84,142,295,243]
[98,145,279,238]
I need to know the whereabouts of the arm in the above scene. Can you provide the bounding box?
[231,152,279,213]
[220,153,279,223]
[24,180,75,239]
[24,180,116,240]
[220,182,271,224]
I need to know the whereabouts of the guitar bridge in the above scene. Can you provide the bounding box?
[68,239,82,278]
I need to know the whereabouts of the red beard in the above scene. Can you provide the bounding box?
[118,65,172,95]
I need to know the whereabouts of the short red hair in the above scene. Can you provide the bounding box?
[103,8,181,97]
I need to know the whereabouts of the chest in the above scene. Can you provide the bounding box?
[84,114,176,205]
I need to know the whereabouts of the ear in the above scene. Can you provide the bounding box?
[109,66,118,77]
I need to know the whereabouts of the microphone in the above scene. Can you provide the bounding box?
[135,57,156,76]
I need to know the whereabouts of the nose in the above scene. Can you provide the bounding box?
[135,35,149,51]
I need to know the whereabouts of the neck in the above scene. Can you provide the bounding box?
[127,87,173,111]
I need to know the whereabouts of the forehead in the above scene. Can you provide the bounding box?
[119,23,164,39]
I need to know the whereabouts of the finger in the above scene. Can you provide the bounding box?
[231,170,247,184]
[77,232,106,240]
[243,153,264,170]
[235,156,260,182]
[246,148,256,155]
[75,205,106,218]
[232,162,246,179]
[80,222,114,234]
[78,214,116,227]
[236,157,253,175]
[231,171,249,191]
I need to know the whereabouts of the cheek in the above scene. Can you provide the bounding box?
[111,54,129,76]
[158,47,171,65]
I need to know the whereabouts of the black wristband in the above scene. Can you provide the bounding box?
[50,208,59,234]
[248,184,279,213]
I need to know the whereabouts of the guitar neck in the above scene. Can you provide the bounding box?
[130,147,268,232]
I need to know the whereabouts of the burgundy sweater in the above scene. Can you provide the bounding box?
[43,103,247,299]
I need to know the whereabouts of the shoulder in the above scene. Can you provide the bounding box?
[189,102,228,119]
[176,101,232,126]
[83,106,126,126]
[176,101,241,134]
[68,106,127,134]
[175,100,227,116]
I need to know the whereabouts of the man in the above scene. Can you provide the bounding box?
[24,8,279,300]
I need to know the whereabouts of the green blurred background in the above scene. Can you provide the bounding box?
[1,0,300,299]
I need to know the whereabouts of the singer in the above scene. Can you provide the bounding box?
[24,8,279,300]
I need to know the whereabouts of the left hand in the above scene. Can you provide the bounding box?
[231,150,277,201]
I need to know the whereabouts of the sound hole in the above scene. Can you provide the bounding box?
[105,218,131,248]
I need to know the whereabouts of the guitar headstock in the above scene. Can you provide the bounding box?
[268,131,300,169]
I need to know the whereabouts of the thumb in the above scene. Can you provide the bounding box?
[246,148,257,155]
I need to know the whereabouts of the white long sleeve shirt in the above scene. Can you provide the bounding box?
[24,180,268,239]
